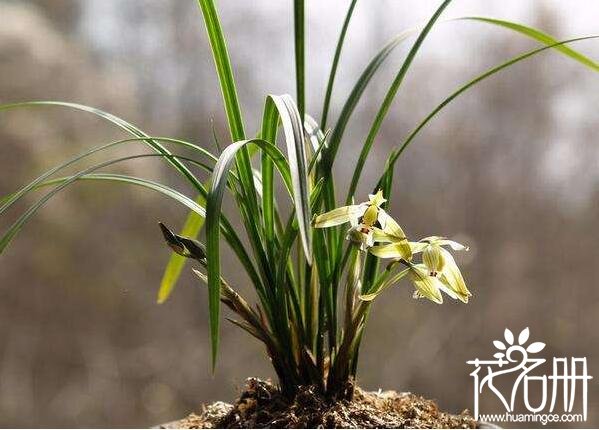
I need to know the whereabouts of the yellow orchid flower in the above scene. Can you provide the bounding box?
[312,190,411,256]
[371,236,471,303]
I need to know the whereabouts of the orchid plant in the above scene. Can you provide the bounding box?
[1,0,597,399]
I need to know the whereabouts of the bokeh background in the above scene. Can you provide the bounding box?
[1,0,598,427]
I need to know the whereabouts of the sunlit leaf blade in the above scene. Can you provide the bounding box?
[304,114,326,151]
[260,99,279,252]
[0,102,209,193]
[346,0,453,204]
[0,104,252,281]
[268,95,313,260]
[313,205,360,228]
[0,104,263,285]
[205,137,295,375]
[0,161,207,255]
[157,195,206,304]
[322,21,424,265]
[196,0,260,222]
[380,36,599,185]
[198,0,268,370]
[0,136,215,218]
[1,169,261,304]
[294,0,306,121]
[321,0,358,129]
[197,0,244,141]
[326,27,419,169]
[461,17,599,72]
[196,0,259,221]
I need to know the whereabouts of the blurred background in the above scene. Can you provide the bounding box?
[1,0,598,427]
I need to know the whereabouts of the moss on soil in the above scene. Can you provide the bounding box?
[159,378,478,429]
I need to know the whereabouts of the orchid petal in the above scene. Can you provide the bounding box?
[409,242,428,254]
[368,189,386,207]
[437,239,469,251]
[409,265,443,304]
[312,204,365,228]
[377,208,388,229]
[437,283,459,300]
[420,235,445,243]
[422,244,445,273]
[346,226,374,251]
[369,240,411,260]
[439,248,471,303]
[378,209,408,241]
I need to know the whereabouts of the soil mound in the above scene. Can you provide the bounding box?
[161,378,478,429]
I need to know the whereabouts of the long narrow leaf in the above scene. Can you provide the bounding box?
[0,103,251,266]
[0,136,215,217]
[326,28,420,165]
[0,104,257,269]
[268,95,313,260]
[461,17,599,72]
[346,0,453,204]
[0,151,260,301]
[197,3,262,310]
[205,137,297,370]
[0,154,208,254]
[294,0,306,121]
[260,100,280,254]
[0,102,207,193]
[196,0,245,141]
[320,0,358,130]
[379,36,599,185]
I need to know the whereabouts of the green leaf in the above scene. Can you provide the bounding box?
[304,115,326,153]
[380,36,599,184]
[157,196,206,304]
[0,105,253,276]
[0,136,215,218]
[205,137,296,374]
[321,0,358,129]
[0,102,208,193]
[326,29,416,164]
[0,158,207,255]
[197,5,262,328]
[346,0,453,204]
[294,0,306,121]
[260,99,280,254]
[460,17,599,72]
[197,0,245,142]
[320,23,424,264]
[3,170,262,306]
[266,95,313,261]
[0,150,256,303]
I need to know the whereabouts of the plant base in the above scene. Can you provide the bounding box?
[158,378,482,429]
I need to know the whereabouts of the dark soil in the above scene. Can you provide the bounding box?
[160,378,479,429]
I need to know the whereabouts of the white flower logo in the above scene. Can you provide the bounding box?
[492,327,545,361]
[467,327,592,421]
